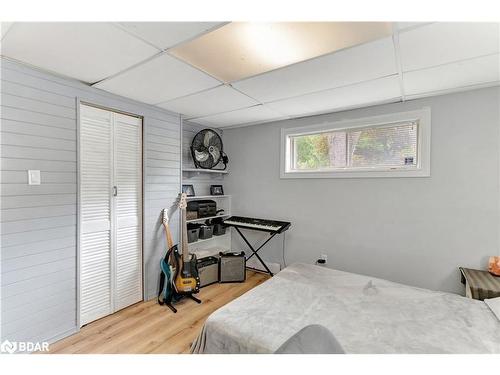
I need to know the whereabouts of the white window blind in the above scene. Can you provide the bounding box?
[281,108,431,178]
[290,121,418,171]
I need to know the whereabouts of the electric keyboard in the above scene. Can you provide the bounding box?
[223,216,291,233]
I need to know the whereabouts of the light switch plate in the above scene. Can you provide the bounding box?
[28,170,41,185]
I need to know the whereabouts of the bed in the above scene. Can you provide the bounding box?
[191,263,500,354]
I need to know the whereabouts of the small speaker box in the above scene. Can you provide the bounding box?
[219,251,246,283]
[197,256,219,287]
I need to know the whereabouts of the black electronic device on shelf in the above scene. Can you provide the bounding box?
[205,217,226,236]
[186,200,217,220]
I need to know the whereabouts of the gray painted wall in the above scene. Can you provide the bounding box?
[1,58,181,344]
[224,86,500,294]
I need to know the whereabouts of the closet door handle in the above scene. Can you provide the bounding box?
[113,186,118,197]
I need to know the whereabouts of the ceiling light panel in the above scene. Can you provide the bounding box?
[1,22,160,83]
[157,85,258,118]
[192,105,286,127]
[169,22,393,82]
[94,53,220,104]
[267,75,401,117]
[403,54,500,97]
[116,22,225,50]
[232,36,397,103]
[399,22,500,72]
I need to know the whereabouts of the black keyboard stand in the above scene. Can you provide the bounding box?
[233,226,278,277]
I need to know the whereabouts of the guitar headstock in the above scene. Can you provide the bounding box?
[178,192,187,210]
[162,208,169,225]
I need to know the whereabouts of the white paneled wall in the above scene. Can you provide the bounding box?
[0,57,181,345]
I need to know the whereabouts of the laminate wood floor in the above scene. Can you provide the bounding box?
[47,271,269,354]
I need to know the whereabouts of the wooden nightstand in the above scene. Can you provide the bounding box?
[459,267,500,300]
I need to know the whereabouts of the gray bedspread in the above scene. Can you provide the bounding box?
[191,263,500,354]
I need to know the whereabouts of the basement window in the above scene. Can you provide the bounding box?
[280,108,431,178]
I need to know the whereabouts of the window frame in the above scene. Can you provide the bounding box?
[280,107,431,179]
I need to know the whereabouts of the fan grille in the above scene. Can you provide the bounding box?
[191,129,223,169]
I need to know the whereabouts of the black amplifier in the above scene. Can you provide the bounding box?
[187,200,216,219]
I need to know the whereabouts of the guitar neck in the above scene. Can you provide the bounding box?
[163,222,174,249]
[162,209,174,250]
[181,207,189,262]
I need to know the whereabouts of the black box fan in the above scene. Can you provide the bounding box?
[190,129,228,170]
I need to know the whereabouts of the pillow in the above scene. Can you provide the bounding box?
[484,297,500,322]
[274,324,345,354]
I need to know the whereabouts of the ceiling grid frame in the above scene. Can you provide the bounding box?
[92,22,228,87]
[110,22,165,51]
[115,22,229,51]
[163,51,226,85]
[391,24,406,102]
[402,51,500,74]
[1,21,15,41]
[156,84,263,119]
[90,50,165,86]
[2,22,498,128]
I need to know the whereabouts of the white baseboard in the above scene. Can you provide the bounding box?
[246,257,282,274]
[47,327,79,345]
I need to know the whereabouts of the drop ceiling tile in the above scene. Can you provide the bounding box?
[116,22,225,49]
[403,54,500,96]
[192,105,286,127]
[399,22,500,72]
[267,75,401,117]
[1,22,13,39]
[1,22,160,83]
[94,53,220,104]
[156,85,258,118]
[232,36,397,103]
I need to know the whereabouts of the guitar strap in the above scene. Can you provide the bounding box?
[159,209,177,306]
[158,247,175,306]
[158,256,168,305]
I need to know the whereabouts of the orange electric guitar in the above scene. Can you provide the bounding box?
[171,193,201,295]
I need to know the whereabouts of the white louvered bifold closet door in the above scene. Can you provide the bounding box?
[80,105,113,325]
[79,104,142,326]
[113,113,143,311]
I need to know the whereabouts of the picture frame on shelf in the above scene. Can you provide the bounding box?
[182,184,195,197]
[210,185,224,196]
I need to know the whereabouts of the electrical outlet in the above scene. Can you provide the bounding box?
[320,254,328,264]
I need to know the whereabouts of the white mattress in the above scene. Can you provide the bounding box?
[191,263,500,354]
